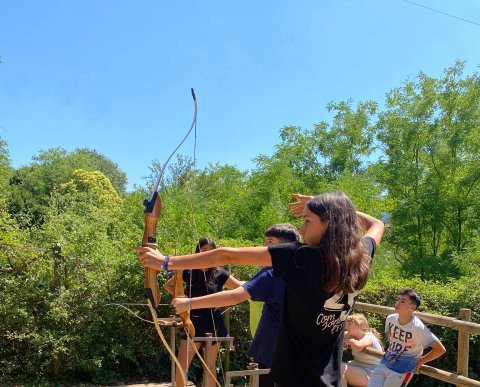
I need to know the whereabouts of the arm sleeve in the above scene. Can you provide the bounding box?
[269,242,302,279]
[243,268,284,303]
[419,325,440,348]
[384,315,392,335]
[362,237,377,259]
[215,268,230,290]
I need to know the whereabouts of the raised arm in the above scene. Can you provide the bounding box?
[288,193,385,247]
[137,246,271,272]
[288,193,313,217]
[356,211,385,247]
[172,286,251,314]
[415,340,446,374]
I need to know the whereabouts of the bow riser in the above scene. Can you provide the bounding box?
[142,191,162,308]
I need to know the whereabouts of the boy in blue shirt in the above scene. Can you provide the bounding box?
[172,223,300,387]
[368,288,446,387]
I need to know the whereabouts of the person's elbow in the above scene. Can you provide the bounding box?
[229,287,250,305]
[432,341,446,358]
[437,341,446,355]
[370,220,385,247]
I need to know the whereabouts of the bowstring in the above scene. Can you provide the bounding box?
[187,122,197,381]
[151,88,197,386]
[186,114,226,387]
[189,125,226,385]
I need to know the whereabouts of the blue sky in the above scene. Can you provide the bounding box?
[1,0,479,191]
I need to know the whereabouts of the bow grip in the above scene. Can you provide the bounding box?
[142,191,162,308]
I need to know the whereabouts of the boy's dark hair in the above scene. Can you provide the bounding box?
[264,223,300,243]
[398,288,421,309]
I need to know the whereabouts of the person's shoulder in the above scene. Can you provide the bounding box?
[361,236,376,254]
[362,236,376,246]
[257,266,273,274]
[412,315,427,329]
[215,267,230,279]
[268,241,303,251]
[245,267,270,282]
[386,313,398,321]
[245,266,278,285]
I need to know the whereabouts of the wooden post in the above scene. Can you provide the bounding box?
[224,307,231,374]
[224,265,232,374]
[203,333,213,387]
[457,308,471,386]
[249,362,260,387]
[169,325,176,387]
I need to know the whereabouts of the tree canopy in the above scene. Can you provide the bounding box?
[0,62,479,384]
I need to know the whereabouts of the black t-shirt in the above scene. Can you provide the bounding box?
[182,268,230,337]
[182,268,230,298]
[268,237,376,387]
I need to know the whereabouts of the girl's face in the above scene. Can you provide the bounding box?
[345,321,361,337]
[199,243,215,253]
[299,207,328,246]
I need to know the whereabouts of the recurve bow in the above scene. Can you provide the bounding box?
[141,90,221,386]
[141,89,197,387]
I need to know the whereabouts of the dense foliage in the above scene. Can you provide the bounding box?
[0,62,479,385]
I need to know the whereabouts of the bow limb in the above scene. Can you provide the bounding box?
[187,335,223,387]
[142,193,188,387]
[173,271,195,337]
[173,274,221,386]
[139,89,198,387]
[143,87,197,304]
[146,299,188,387]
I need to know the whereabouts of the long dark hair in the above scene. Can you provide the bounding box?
[195,237,217,253]
[193,237,218,286]
[306,192,371,294]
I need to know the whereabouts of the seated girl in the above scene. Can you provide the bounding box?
[342,313,383,387]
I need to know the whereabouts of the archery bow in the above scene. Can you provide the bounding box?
[142,87,197,312]
[142,89,221,387]
[142,89,197,387]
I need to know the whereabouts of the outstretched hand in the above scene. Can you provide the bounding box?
[288,193,313,217]
[172,297,190,314]
[136,245,165,271]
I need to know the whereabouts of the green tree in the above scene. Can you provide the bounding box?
[375,61,480,279]
[8,148,127,227]
[273,99,377,191]
[0,137,13,196]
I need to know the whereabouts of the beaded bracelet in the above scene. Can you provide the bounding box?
[162,256,170,271]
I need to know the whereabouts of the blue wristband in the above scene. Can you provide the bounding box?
[162,256,170,271]
[189,298,193,310]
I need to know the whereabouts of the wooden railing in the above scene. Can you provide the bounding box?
[354,302,480,386]
[226,302,480,386]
